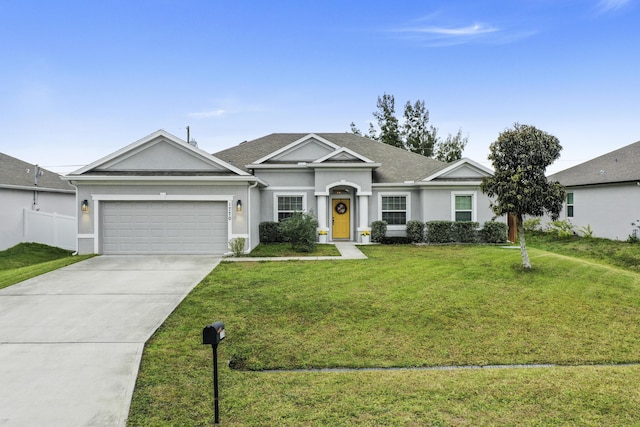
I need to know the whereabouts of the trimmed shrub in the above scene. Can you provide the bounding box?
[454,221,479,243]
[406,220,425,243]
[279,211,318,252]
[383,236,409,244]
[425,221,455,244]
[371,221,387,243]
[481,221,508,243]
[259,221,281,243]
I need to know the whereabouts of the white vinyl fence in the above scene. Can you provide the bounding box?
[23,209,76,251]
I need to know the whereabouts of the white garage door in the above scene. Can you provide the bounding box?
[102,201,228,254]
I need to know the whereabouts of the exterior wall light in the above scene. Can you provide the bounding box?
[236,199,242,212]
[81,200,89,213]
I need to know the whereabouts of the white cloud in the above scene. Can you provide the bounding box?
[407,23,498,36]
[391,21,514,47]
[597,0,631,12]
[188,109,226,119]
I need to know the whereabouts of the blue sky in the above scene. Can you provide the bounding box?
[1,0,638,174]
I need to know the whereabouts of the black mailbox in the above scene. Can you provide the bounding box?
[203,321,226,424]
[203,321,225,346]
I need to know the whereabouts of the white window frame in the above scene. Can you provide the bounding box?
[273,192,307,222]
[566,192,574,218]
[378,192,411,230]
[451,191,477,222]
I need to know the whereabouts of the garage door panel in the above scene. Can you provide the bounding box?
[102,201,227,254]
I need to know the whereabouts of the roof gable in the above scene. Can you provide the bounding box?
[253,133,339,164]
[423,158,493,181]
[313,147,374,164]
[70,130,249,176]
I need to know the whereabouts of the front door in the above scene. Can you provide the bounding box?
[332,199,350,239]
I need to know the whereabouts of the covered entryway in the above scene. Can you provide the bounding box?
[101,201,228,254]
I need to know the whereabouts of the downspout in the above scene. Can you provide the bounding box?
[246,180,258,252]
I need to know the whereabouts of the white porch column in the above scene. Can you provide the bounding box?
[317,195,328,228]
[316,195,329,242]
[358,194,369,242]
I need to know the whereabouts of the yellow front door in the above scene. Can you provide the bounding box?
[332,199,350,239]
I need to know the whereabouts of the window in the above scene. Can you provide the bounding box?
[566,192,574,218]
[451,192,476,222]
[277,195,303,221]
[381,196,407,225]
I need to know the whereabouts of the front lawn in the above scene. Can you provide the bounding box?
[128,245,640,426]
[0,243,92,290]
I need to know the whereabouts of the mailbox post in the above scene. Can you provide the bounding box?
[203,321,225,424]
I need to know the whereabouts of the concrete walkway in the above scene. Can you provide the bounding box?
[0,255,220,427]
[226,241,368,262]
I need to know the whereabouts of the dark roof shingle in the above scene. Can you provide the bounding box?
[548,140,640,186]
[0,153,74,192]
[213,133,449,183]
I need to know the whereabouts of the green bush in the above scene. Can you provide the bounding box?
[259,222,282,243]
[481,221,508,243]
[579,224,594,238]
[371,221,387,243]
[406,220,425,243]
[425,221,455,244]
[454,221,479,243]
[547,220,574,237]
[382,236,409,244]
[229,237,246,256]
[523,218,542,232]
[279,211,318,252]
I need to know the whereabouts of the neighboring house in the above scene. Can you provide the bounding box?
[65,130,502,255]
[0,153,76,250]
[548,140,640,241]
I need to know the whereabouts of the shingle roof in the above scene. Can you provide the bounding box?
[548,140,640,186]
[213,133,450,183]
[0,152,74,192]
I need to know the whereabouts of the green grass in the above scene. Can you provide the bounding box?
[128,243,640,425]
[0,243,92,289]
[243,243,340,257]
[527,231,640,271]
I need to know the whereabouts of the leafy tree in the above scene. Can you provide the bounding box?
[351,94,466,161]
[366,123,378,140]
[403,100,438,157]
[350,121,379,141]
[372,93,402,148]
[435,129,468,162]
[481,123,566,269]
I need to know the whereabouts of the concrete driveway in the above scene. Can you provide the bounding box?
[0,255,220,426]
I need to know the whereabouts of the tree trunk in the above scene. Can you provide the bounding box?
[518,215,531,269]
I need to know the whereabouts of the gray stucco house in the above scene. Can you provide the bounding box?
[65,130,500,255]
[0,153,75,250]
[548,139,640,241]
